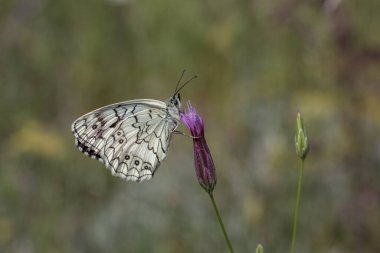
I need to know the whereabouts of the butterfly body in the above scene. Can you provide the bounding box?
[72,94,182,182]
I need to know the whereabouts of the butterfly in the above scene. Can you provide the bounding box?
[71,72,196,182]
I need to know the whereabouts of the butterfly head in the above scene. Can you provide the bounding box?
[168,93,182,113]
[168,70,197,116]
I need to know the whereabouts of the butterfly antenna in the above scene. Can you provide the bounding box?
[174,69,186,94]
[174,75,198,95]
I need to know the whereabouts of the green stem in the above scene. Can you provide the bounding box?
[291,159,305,253]
[209,193,235,253]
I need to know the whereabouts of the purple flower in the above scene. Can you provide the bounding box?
[181,101,217,194]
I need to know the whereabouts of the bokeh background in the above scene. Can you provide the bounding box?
[1,0,380,252]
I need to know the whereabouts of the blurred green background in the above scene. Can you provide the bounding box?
[1,0,380,252]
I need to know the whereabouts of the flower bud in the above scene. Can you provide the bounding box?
[181,101,217,193]
[255,244,264,253]
[295,112,309,160]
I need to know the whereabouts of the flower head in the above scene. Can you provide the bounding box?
[295,112,309,160]
[181,101,217,193]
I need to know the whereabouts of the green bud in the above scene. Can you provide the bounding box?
[255,244,264,253]
[295,112,309,160]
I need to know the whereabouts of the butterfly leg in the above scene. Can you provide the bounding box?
[172,130,199,139]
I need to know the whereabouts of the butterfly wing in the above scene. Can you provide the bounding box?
[71,99,179,182]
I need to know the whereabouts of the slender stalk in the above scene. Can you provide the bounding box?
[291,159,305,253]
[209,193,235,253]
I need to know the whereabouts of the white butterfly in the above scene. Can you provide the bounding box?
[71,74,195,182]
